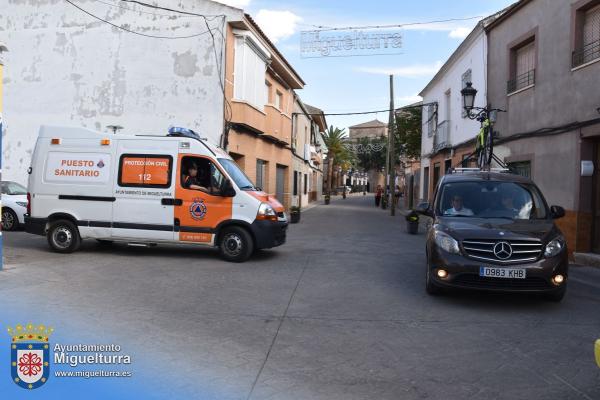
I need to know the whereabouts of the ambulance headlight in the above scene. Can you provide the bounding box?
[257,203,277,221]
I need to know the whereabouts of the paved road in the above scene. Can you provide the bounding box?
[2,195,600,399]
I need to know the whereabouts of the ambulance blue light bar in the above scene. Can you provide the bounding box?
[167,126,202,140]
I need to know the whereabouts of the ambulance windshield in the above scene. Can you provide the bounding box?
[218,158,257,191]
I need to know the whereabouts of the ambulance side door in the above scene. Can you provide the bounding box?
[174,154,233,245]
[112,140,178,241]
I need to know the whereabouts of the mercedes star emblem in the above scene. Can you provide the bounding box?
[493,241,513,260]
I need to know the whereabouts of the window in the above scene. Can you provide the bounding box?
[433,162,441,189]
[508,38,536,94]
[181,157,225,195]
[256,159,267,190]
[423,167,430,201]
[118,154,172,188]
[573,2,600,67]
[304,173,308,195]
[234,36,268,109]
[461,69,472,118]
[293,171,298,196]
[444,159,452,175]
[426,104,435,138]
[1,181,27,195]
[461,154,472,168]
[275,91,283,110]
[444,90,451,122]
[508,161,531,179]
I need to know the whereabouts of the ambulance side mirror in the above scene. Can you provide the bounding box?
[221,179,236,197]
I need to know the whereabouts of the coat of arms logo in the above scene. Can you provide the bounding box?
[190,198,208,221]
[7,323,53,390]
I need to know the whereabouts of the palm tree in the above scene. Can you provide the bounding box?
[322,126,350,195]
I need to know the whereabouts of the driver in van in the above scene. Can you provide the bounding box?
[182,162,209,193]
[445,195,474,216]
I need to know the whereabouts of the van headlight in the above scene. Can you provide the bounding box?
[257,202,277,221]
[434,231,460,255]
[544,236,565,258]
[16,202,28,208]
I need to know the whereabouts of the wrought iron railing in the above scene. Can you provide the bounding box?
[507,69,535,94]
[572,39,600,68]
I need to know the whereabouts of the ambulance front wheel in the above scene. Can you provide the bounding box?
[218,226,254,263]
[47,219,81,253]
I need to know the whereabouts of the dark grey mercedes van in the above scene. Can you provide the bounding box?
[417,170,568,301]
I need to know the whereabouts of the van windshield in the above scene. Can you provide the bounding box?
[218,158,257,191]
[436,181,548,220]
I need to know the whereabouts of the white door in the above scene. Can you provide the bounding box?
[111,140,178,241]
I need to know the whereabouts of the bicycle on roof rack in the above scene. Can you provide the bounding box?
[459,82,507,171]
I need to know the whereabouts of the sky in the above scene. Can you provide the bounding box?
[218,0,516,133]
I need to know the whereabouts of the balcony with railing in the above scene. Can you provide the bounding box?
[507,69,535,94]
[433,120,450,152]
[572,39,600,68]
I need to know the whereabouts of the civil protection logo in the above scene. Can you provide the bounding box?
[190,198,208,221]
[7,323,53,390]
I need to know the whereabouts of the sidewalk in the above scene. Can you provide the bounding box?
[301,192,366,212]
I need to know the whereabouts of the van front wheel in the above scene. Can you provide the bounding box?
[218,226,253,263]
[47,219,81,253]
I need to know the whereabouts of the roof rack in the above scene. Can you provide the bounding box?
[450,167,512,174]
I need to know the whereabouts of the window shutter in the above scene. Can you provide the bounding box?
[427,104,435,137]
[234,37,268,108]
[233,38,245,100]
[584,4,600,48]
[516,42,535,76]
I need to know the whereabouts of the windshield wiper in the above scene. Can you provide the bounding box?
[240,185,256,190]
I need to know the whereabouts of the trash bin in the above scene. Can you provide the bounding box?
[406,211,420,235]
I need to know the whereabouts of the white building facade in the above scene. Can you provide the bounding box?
[1,0,244,184]
[418,15,501,201]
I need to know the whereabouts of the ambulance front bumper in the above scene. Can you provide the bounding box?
[251,220,287,249]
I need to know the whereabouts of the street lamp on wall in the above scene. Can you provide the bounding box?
[460,82,507,169]
[460,82,505,122]
[461,82,477,112]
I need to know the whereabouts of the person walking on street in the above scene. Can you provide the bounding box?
[375,184,383,207]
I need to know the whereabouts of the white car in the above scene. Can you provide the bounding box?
[2,181,28,231]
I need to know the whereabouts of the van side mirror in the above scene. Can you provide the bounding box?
[221,179,236,197]
[550,205,565,219]
[416,202,433,217]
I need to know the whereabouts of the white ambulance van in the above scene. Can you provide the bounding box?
[25,126,288,262]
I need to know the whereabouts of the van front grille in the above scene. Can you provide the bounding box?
[462,239,543,264]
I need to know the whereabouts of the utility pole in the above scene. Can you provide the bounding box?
[388,75,396,216]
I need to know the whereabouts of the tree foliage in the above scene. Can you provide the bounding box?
[394,107,422,160]
[322,125,353,193]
